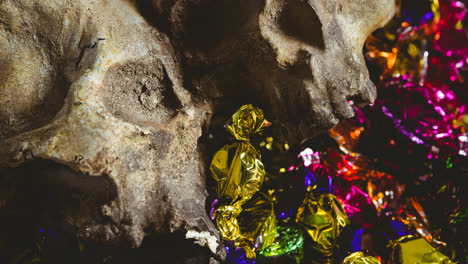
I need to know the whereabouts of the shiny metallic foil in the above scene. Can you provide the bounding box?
[342,252,381,264]
[296,192,350,256]
[259,224,305,264]
[389,236,455,264]
[211,105,272,258]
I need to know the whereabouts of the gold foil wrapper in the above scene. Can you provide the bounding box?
[238,192,277,250]
[210,104,268,205]
[389,236,455,264]
[211,105,272,258]
[236,191,277,258]
[342,252,381,264]
[214,192,276,259]
[210,142,265,205]
[225,104,268,142]
[214,205,242,242]
[296,192,349,256]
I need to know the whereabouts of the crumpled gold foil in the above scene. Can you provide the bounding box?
[389,236,455,264]
[342,252,381,264]
[211,105,272,258]
[238,192,277,252]
[214,205,242,242]
[296,192,349,256]
[225,104,269,142]
[211,142,265,205]
[211,105,268,205]
[214,192,277,259]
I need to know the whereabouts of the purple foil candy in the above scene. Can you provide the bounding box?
[379,75,466,157]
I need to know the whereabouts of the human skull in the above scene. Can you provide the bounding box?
[0,0,394,262]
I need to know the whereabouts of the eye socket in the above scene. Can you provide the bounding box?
[0,2,80,140]
[0,45,71,140]
[101,57,182,126]
[278,0,325,50]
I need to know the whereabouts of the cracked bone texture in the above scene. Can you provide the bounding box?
[0,0,394,263]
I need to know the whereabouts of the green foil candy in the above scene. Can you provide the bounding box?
[259,224,305,264]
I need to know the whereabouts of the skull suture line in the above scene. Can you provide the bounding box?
[0,0,394,262]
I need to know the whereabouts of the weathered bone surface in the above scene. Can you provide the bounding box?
[0,0,394,262]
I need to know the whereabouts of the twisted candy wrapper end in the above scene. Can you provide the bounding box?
[296,192,350,256]
[389,236,455,264]
[342,252,381,264]
[214,205,243,242]
[225,104,269,142]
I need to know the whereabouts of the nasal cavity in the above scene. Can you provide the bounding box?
[279,0,325,50]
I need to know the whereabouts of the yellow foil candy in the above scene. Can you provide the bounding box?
[389,236,455,264]
[211,104,268,205]
[238,192,277,257]
[296,192,349,256]
[214,205,242,242]
[342,252,381,264]
[211,142,265,205]
[225,104,269,142]
[211,105,272,258]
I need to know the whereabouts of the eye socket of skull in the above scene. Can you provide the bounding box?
[276,0,325,50]
[0,23,70,140]
[0,1,102,140]
[101,57,183,126]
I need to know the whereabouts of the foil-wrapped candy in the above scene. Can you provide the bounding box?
[214,205,243,243]
[342,252,381,264]
[259,224,305,264]
[217,201,275,259]
[296,192,350,256]
[237,191,277,258]
[211,104,269,206]
[211,142,266,206]
[389,236,455,264]
[211,104,272,258]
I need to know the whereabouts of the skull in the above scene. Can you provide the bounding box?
[0,0,394,262]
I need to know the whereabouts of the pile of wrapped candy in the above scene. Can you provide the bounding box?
[209,0,467,263]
